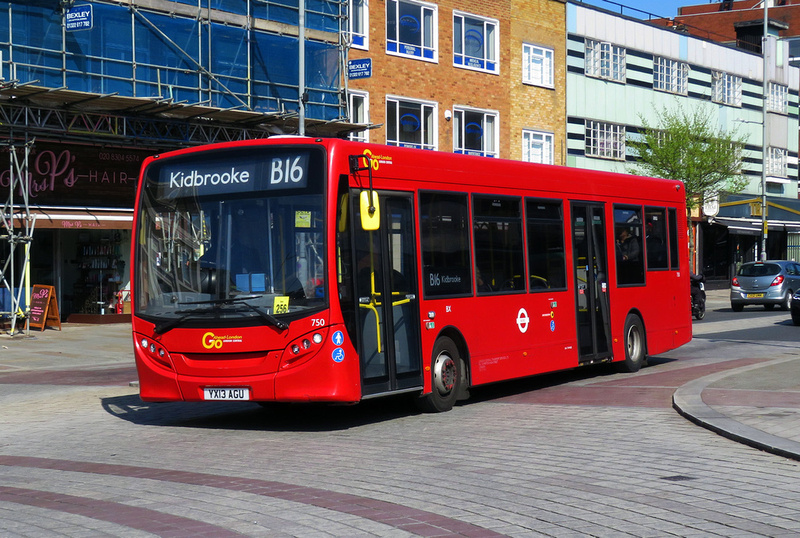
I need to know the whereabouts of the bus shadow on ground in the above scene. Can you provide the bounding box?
[101,360,673,431]
[464,359,676,404]
[101,392,421,432]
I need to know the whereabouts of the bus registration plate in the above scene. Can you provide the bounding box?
[203,387,250,401]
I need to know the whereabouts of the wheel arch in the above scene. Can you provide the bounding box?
[435,325,471,393]
[623,307,648,357]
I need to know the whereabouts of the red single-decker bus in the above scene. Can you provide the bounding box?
[131,137,692,412]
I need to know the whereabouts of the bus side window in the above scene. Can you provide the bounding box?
[668,208,679,271]
[419,191,472,297]
[473,195,525,294]
[644,207,668,271]
[525,198,567,290]
[614,205,645,286]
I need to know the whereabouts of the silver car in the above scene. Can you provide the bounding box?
[730,260,800,312]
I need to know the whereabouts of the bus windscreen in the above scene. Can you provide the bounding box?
[134,147,326,327]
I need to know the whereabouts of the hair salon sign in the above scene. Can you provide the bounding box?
[0,143,153,208]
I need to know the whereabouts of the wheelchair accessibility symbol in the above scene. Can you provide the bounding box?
[332,348,345,363]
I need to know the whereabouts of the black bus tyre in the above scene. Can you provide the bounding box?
[416,336,461,413]
[617,314,645,373]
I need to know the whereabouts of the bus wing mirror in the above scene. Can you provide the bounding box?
[360,190,380,230]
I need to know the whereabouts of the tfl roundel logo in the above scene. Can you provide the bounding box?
[516,308,530,334]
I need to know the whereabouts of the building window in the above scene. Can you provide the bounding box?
[712,71,742,107]
[522,130,554,164]
[767,146,788,178]
[387,0,437,61]
[348,91,369,143]
[453,107,498,157]
[453,12,498,73]
[349,0,368,49]
[522,43,554,88]
[386,96,437,150]
[653,56,688,95]
[585,39,625,82]
[768,82,789,114]
[585,120,625,160]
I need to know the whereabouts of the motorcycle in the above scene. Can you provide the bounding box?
[690,272,706,320]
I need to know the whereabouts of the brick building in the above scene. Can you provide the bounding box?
[346,0,567,164]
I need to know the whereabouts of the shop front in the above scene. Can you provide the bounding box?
[699,194,800,282]
[6,142,155,321]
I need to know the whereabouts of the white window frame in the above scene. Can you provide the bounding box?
[522,43,554,88]
[585,39,625,82]
[522,129,554,165]
[452,106,498,158]
[452,11,499,74]
[585,120,626,160]
[712,71,742,107]
[348,90,369,143]
[349,0,368,50]
[386,96,438,150]
[768,82,789,114]
[653,56,688,95]
[386,0,438,62]
[767,146,788,178]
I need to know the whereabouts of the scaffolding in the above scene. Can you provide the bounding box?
[1,139,34,336]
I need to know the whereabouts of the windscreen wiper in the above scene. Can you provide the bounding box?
[154,295,288,335]
[234,300,289,331]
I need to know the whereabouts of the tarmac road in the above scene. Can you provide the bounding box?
[1,292,800,537]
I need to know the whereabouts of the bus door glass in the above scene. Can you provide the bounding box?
[353,192,422,396]
[571,203,612,363]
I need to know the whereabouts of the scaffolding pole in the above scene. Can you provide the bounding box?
[1,140,35,336]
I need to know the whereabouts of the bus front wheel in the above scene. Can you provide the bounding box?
[617,313,646,373]
[416,336,462,413]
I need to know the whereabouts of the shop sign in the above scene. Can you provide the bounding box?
[750,201,766,217]
[66,5,93,31]
[0,143,154,208]
[348,58,372,79]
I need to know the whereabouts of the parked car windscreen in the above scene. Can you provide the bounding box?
[738,263,781,277]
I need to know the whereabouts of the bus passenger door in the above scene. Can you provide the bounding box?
[571,203,612,364]
[353,193,423,397]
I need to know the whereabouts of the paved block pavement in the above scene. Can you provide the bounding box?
[2,294,800,537]
[673,288,800,460]
[0,289,798,461]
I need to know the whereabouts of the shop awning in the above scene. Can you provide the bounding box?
[710,216,800,235]
[14,208,134,230]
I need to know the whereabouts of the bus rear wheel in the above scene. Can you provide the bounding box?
[616,313,646,373]
[416,336,461,413]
